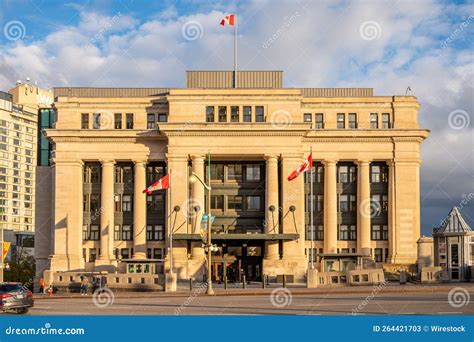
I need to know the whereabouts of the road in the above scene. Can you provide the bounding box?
[25,291,473,315]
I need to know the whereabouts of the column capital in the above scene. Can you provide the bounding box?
[99,159,116,166]
[356,159,371,166]
[133,159,147,167]
[264,154,279,162]
[322,159,337,166]
[191,155,205,163]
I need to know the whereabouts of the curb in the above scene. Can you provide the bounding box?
[33,285,474,300]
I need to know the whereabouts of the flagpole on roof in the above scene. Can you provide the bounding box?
[234,14,237,88]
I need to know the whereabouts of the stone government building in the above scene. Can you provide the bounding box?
[36,71,429,285]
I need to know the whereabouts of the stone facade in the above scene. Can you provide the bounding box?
[38,71,429,284]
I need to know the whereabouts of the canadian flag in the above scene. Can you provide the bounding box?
[143,174,170,194]
[220,14,235,26]
[287,153,313,181]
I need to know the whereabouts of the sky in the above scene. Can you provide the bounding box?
[0,0,472,236]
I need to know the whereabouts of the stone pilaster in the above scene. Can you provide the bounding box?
[132,160,147,259]
[323,160,337,253]
[49,160,85,271]
[357,160,371,256]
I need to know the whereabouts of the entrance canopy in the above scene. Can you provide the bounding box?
[173,233,299,241]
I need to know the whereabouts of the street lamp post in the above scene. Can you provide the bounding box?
[189,169,214,295]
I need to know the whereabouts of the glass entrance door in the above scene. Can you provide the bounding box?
[449,243,460,281]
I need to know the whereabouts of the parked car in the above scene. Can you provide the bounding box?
[0,282,34,314]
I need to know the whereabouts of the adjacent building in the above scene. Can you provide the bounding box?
[433,207,474,282]
[38,70,429,285]
[0,83,53,259]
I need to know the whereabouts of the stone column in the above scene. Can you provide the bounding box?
[387,160,396,262]
[98,160,115,262]
[357,160,371,256]
[264,155,279,259]
[323,160,337,253]
[133,160,147,259]
[191,155,205,259]
[280,156,305,259]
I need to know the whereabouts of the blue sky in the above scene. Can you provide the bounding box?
[0,0,473,235]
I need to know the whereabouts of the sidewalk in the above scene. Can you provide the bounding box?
[33,282,474,300]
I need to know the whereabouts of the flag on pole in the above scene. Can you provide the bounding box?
[220,14,235,26]
[287,153,313,181]
[143,174,170,194]
[2,242,10,261]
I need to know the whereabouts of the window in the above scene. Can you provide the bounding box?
[243,106,252,122]
[231,106,239,122]
[228,195,243,211]
[382,225,388,240]
[246,195,261,211]
[81,113,89,129]
[227,164,242,181]
[218,106,227,122]
[206,106,215,122]
[304,113,312,123]
[374,248,383,262]
[147,114,155,129]
[114,225,120,240]
[122,195,132,212]
[90,225,100,240]
[339,195,349,212]
[255,106,264,122]
[210,195,224,210]
[209,164,224,181]
[317,195,324,211]
[114,113,122,129]
[382,113,391,128]
[89,248,97,262]
[122,225,132,240]
[93,113,100,129]
[126,113,134,129]
[339,225,349,240]
[371,165,381,183]
[315,114,324,128]
[121,249,130,259]
[147,225,163,241]
[349,225,357,240]
[338,165,356,183]
[316,225,324,240]
[348,113,357,128]
[153,248,163,260]
[371,225,381,240]
[337,113,345,129]
[370,113,378,128]
[158,113,167,122]
[246,164,261,181]
[90,195,100,212]
[350,195,356,211]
